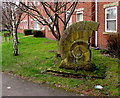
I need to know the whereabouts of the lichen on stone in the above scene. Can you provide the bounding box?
[59,21,99,71]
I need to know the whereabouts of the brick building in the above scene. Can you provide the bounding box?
[18,1,120,49]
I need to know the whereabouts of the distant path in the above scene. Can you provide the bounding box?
[2,73,80,96]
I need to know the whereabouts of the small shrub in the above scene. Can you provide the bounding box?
[32,30,45,37]
[107,32,120,59]
[100,49,110,54]
[24,29,33,35]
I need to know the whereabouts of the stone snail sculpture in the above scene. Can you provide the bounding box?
[59,21,99,71]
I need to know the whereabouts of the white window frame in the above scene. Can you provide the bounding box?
[34,20,40,30]
[105,7,117,32]
[33,0,40,6]
[23,20,27,29]
[76,11,83,22]
[53,26,56,31]
[33,0,36,5]
[66,11,72,27]
[48,17,57,31]
[41,21,45,30]
[48,17,52,31]
[36,1,40,6]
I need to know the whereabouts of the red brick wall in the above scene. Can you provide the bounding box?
[97,2,120,49]
[45,2,94,40]
[74,2,94,22]
[97,2,108,49]
[18,13,28,33]
[118,2,120,33]
[17,2,120,49]
[17,29,24,33]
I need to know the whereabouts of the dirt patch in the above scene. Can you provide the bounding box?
[44,42,53,43]
[49,50,57,53]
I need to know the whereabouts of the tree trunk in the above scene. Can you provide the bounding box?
[15,28,19,43]
[12,27,19,56]
[56,40,61,57]
[12,8,19,56]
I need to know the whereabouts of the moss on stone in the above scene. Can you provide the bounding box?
[59,21,99,71]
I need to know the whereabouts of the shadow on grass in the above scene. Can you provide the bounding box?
[45,58,106,79]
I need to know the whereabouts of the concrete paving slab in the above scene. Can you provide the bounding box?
[2,73,80,96]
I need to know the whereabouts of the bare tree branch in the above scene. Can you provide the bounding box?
[14,1,78,41]
[41,2,54,22]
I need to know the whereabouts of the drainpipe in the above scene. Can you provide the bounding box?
[27,2,30,29]
[95,0,98,47]
[28,13,29,29]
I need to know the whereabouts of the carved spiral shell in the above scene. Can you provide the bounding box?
[59,21,99,68]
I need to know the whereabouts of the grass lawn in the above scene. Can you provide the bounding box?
[1,33,119,96]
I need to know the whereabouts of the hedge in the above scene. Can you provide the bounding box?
[32,30,45,37]
[24,29,33,35]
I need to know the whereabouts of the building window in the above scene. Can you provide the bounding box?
[24,22,27,29]
[76,11,83,22]
[48,17,56,31]
[48,17,52,31]
[23,20,27,29]
[34,20,40,30]
[41,21,45,30]
[66,11,72,27]
[105,7,117,32]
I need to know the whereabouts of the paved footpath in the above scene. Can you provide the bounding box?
[2,73,80,96]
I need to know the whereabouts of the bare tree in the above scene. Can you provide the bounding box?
[2,2,25,43]
[2,2,13,34]
[15,0,78,41]
[13,0,78,56]
[2,2,24,56]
